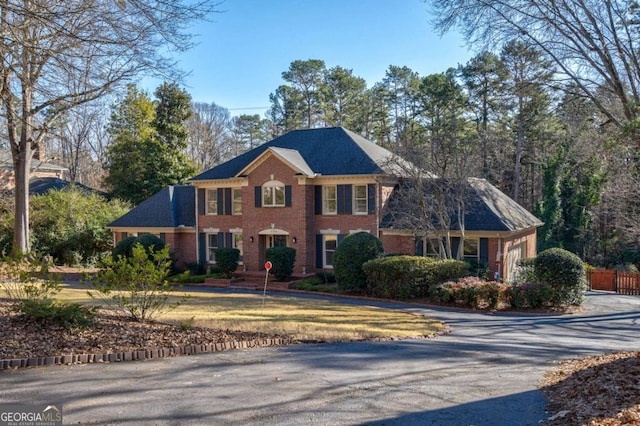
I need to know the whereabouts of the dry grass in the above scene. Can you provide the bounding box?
[53,285,445,342]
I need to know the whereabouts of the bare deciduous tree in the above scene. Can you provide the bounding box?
[0,0,219,254]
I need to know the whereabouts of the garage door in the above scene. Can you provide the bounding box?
[506,243,526,282]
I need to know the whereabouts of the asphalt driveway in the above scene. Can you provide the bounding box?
[1,291,639,425]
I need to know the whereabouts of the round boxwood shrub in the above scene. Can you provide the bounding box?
[112,234,165,259]
[333,232,384,291]
[534,247,586,306]
[112,236,137,259]
[265,246,296,281]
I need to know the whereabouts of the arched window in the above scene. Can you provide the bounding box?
[262,180,285,207]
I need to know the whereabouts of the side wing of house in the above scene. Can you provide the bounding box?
[107,186,197,268]
[379,177,543,282]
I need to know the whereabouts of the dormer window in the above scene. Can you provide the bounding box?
[262,180,286,207]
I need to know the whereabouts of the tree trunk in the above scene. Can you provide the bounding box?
[12,145,31,255]
[513,98,524,203]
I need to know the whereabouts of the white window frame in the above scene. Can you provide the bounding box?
[206,189,218,215]
[323,185,337,215]
[263,180,285,207]
[206,233,218,263]
[353,184,368,215]
[425,238,443,257]
[323,235,338,268]
[232,188,242,215]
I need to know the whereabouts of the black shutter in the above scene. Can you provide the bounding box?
[217,232,224,249]
[316,235,323,268]
[217,188,224,215]
[367,184,375,215]
[285,185,292,207]
[415,237,424,256]
[451,237,461,260]
[199,233,206,263]
[198,189,205,215]
[344,185,352,215]
[224,188,232,215]
[255,186,262,208]
[337,234,345,244]
[480,238,489,264]
[225,232,233,248]
[159,233,166,243]
[337,185,345,214]
[314,186,322,215]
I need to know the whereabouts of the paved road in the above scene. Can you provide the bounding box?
[1,291,639,425]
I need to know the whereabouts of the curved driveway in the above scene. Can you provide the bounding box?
[2,291,639,425]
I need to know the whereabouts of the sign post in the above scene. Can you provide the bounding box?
[261,261,273,308]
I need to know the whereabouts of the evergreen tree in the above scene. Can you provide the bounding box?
[104,83,196,204]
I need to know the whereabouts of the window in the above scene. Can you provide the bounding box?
[323,186,337,215]
[323,235,337,268]
[232,188,242,215]
[232,233,243,262]
[426,238,443,257]
[463,238,479,260]
[353,185,367,214]
[263,181,285,207]
[207,234,218,263]
[206,189,217,215]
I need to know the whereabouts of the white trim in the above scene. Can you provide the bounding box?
[206,189,218,215]
[229,227,242,233]
[203,227,220,233]
[352,184,368,215]
[322,234,338,269]
[258,228,289,235]
[322,185,337,215]
[320,228,341,235]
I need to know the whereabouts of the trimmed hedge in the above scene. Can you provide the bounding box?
[265,246,296,281]
[362,255,468,299]
[534,247,586,306]
[214,248,240,278]
[333,232,384,291]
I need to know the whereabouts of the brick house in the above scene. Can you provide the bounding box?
[108,127,542,281]
[0,148,68,193]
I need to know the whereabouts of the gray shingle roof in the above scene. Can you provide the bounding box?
[380,177,543,232]
[108,185,195,229]
[0,148,68,173]
[29,177,106,197]
[191,127,411,181]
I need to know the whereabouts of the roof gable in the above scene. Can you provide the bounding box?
[238,147,315,177]
[108,185,195,229]
[191,127,410,181]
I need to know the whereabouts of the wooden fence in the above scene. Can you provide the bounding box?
[587,269,640,295]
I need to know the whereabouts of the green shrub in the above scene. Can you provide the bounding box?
[214,248,240,278]
[133,234,166,256]
[509,282,555,309]
[363,255,469,299]
[265,246,296,281]
[290,277,338,293]
[113,236,137,259]
[534,247,586,305]
[18,299,96,328]
[113,234,166,260]
[87,244,188,322]
[333,232,384,291]
[0,187,130,265]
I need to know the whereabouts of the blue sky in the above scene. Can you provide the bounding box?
[146,0,473,117]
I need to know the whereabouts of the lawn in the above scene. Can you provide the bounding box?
[55,284,445,341]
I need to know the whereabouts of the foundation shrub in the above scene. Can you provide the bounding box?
[214,248,240,278]
[333,232,384,291]
[265,246,296,281]
[363,255,469,299]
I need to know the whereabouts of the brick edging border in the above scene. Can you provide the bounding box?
[0,337,293,370]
